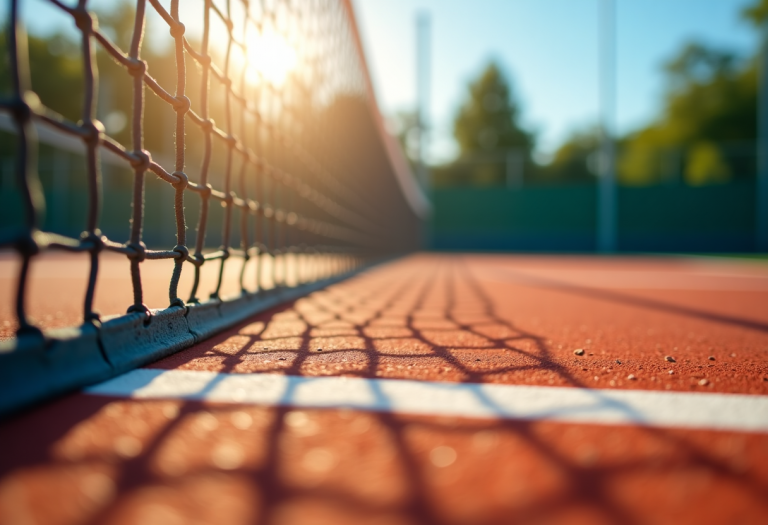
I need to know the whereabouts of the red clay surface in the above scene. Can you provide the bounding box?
[2,253,768,524]
[0,251,270,341]
[149,255,768,394]
[2,394,767,525]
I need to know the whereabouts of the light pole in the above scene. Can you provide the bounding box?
[757,19,768,252]
[416,12,431,191]
[598,0,617,253]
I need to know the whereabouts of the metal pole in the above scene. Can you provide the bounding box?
[598,0,617,253]
[506,149,523,189]
[416,12,430,191]
[757,20,768,252]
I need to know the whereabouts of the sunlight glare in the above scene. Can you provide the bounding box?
[246,29,297,86]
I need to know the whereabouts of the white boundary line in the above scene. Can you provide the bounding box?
[86,369,768,433]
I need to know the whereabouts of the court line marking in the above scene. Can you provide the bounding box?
[86,369,768,433]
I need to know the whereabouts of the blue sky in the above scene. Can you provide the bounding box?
[13,0,760,162]
[353,0,758,162]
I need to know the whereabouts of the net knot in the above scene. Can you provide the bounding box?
[127,303,151,324]
[169,21,186,39]
[199,183,213,198]
[15,233,39,257]
[171,171,188,190]
[80,120,104,146]
[225,134,238,148]
[172,244,190,260]
[74,9,97,34]
[9,92,39,124]
[221,248,231,260]
[127,242,147,262]
[127,59,147,77]
[170,297,186,310]
[201,118,215,132]
[16,324,43,339]
[130,150,151,171]
[81,231,104,253]
[225,192,235,205]
[199,54,212,67]
[173,95,191,114]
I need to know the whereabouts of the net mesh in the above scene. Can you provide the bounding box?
[1,0,423,336]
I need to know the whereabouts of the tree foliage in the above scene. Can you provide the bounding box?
[0,31,84,122]
[546,26,759,188]
[539,125,601,184]
[433,61,535,187]
[743,0,768,26]
[459,0,766,188]
[619,41,756,186]
[453,61,533,158]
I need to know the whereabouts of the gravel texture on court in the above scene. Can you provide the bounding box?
[1,254,767,524]
[147,254,768,394]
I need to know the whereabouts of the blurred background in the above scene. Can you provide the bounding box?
[2,0,768,254]
[357,0,768,253]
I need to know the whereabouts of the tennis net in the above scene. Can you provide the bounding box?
[0,0,427,415]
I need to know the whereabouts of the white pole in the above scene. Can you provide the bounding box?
[598,0,617,253]
[416,12,430,191]
[506,149,523,189]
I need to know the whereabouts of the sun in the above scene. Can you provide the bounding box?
[246,29,297,87]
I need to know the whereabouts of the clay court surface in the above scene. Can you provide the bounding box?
[2,253,768,524]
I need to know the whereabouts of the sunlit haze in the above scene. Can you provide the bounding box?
[246,29,297,87]
[10,0,762,161]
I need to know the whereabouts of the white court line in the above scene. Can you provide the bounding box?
[86,369,768,433]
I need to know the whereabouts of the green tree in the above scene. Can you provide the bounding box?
[619,41,756,186]
[540,125,601,184]
[0,30,84,122]
[437,61,534,187]
[95,0,139,51]
[542,0,765,187]
[390,109,420,172]
[743,0,768,25]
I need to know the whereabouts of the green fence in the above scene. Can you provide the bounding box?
[0,138,230,249]
[430,182,757,252]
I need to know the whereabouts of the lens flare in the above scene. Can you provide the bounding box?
[246,29,297,86]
